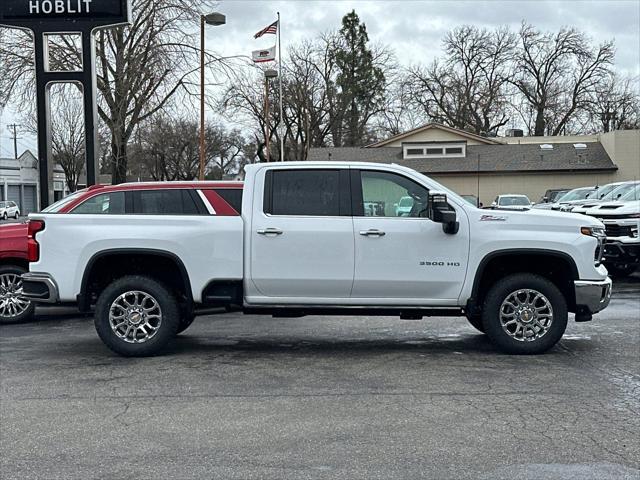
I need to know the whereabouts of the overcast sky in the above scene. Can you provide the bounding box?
[1,0,639,157]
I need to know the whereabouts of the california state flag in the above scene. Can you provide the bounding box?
[252,45,276,63]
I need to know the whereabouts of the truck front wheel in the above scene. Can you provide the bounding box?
[482,273,568,354]
[94,275,179,357]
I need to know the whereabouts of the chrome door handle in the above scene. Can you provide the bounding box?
[359,229,386,236]
[257,228,283,235]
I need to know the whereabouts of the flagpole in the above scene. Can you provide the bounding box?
[277,11,284,162]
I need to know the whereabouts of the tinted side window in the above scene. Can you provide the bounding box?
[71,192,125,214]
[134,190,200,215]
[214,188,243,213]
[268,170,340,216]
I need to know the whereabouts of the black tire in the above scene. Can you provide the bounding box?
[2,212,6,220]
[466,315,485,333]
[0,265,35,324]
[482,273,568,355]
[94,275,179,357]
[605,263,637,278]
[176,313,196,334]
[14,212,19,219]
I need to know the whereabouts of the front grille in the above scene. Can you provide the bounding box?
[604,224,632,237]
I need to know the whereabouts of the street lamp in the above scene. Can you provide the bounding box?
[264,69,278,162]
[199,12,226,181]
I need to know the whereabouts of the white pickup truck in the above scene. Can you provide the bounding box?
[23,162,612,356]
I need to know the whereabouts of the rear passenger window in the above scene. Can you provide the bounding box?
[134,190,200,215]
[71,192,125,214]
[214,188,243,213]
[266,170,340,216]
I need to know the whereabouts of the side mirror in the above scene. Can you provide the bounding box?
[542,196,548,202]
[429,193,459,235]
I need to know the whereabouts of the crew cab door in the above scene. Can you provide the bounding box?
[351,169,469,303]
[248,168,354,299]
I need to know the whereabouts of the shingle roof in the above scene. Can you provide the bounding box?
[307,142,617,174]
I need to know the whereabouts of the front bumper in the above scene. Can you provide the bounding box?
[21,273,59,303]
[574,277,612,314]
[603,240,640,265]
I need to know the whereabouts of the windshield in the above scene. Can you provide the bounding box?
[618,184,640,201]
[596,183,621,200]
[41,191,85,213]
[548,190,568,202]
[557,188,596,202]
[0,202,6,208]
[608,183,640,201]
[499,196,530,206]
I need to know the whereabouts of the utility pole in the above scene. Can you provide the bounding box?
[7,124,21,159]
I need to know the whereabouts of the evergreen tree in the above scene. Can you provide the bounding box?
[333,10,386,146]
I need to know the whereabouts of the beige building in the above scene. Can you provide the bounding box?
[308,124,640,206]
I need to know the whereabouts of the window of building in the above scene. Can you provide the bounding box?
[406,148,424,156]
[71,192,125,214]
[360,171,429,217]
[402,143,466,159]
[266,169,341,216]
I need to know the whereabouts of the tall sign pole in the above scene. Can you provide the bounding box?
[277,12,284,162]
[0,0,131,208]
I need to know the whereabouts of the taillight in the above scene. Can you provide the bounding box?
[27,220,45,262]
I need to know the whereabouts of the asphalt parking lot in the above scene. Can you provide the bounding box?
[1,279,639,479]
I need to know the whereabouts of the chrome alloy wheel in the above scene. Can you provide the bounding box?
[109,290,162,343]
[499,289,553,342]
[0,273,31,319]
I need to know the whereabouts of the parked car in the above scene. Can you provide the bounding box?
[551,186,599,211]
[0,221,33,323]
[23,162,611,357]
[0,201,20,220]
[0,181,243,324]
[572,181,640,214]
[585,184,640,278]
[538,189,569,204]
[395,196,414,216]
[490,194,533,210]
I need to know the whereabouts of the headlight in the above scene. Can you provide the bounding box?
[581,226,606,266]
[581,226,605,237]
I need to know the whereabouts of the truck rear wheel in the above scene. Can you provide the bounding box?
[94,275,179,357]
[482,273,567,354]
[0,265,35,324]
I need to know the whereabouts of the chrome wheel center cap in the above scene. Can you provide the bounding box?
[128,310,143,325]
[518,308,534,323]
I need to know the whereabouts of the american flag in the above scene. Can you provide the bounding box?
[254,20,278,39]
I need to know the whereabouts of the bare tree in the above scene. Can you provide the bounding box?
[405,25,516,135]
[130,117,247,181]
[588,74,640,132]
[1,0,236,184]
[512,23,614,136]
[23,83,85,192]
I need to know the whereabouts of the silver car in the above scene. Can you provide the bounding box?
[0,201,20,220]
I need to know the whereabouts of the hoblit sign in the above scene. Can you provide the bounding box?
[0,0,129,27]
[0,0,130,208]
